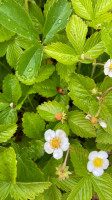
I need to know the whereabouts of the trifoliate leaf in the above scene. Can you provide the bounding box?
[68,73,96,112]
[0,124,17,143]
[3,74,22,105]
[44,43,79,65]
[0,0,39,41]
[43,0,71,44]
[68,111,96,138]
[37,101,67,122]
[71,0,93,20]
[22,112,45,139]
[66,15,87,54]
[67,176,92,200]
[16,45,43,85]
[0,147,17,184]
[91,173,112,200]
[33,79,57,97]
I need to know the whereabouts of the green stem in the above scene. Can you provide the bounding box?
[28,96,35,112]
[77,62,81,73]
[25,0,29,13]
[91,62,96,78]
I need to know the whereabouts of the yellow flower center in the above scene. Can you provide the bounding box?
[109,64,112,71]
[51,138,60,149]
[93,157,103,168]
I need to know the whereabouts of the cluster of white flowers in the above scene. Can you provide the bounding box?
[104,59,112,77]
[44,129,70,160]
[87,151,109,176]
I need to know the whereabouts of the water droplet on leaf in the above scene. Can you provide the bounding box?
[28,67,33,72]
[58,19,62,24]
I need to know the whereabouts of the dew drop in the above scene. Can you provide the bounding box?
[58,19,62,24]
[28,67,33,72]
[8,19,11,22]
[29,36,32,40]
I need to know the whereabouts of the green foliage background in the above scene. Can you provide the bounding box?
[0,0,112,199]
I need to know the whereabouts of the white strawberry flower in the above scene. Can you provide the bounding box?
[44,129,70,160]
[104,59,112,77]
[87,151,109,177]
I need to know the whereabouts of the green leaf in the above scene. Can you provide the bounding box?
[54,122,69,136]
[0,182,10,200]
[22,112,45,139]
[91,173,112,200]
[83,32,104,60]
[71,0,93,20]
[68,111,96,138]
[6,39,23,69]
[44,0,55,18]
[66,15,87,54]
[16,45,43,85]
[29,3,44,33]
[0,106,18,124]
[0,24,15,42]
[68,73,96,112]
[10,182,51,200]
[3,74,22,105]
[0,0,39,41]
[88,13,112,29]
[35,65,55,83]
[52,176,81,192]
[0,124,17,143]
[44,184,62,200]
[101,21,112,57]
[0,147,17,184]
[94,0,112,18]
[96,143,112,151]
[16,154,44,182]
[56,62,76,82]
[33,79,57,98]
[44,43,79,65]
[0,40,9,57]
[67,176,92,200]
[96,127,112,145]
[70,141,89,176]
[100,76,112,93]
[43,0,71,44]
[37,101,67,122]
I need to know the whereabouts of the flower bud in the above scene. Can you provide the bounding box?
[55,113,63,120]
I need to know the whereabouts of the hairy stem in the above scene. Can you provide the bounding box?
[25,0,29,13]
[62,149,69,173]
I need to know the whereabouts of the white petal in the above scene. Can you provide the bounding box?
[99,121,107,128]
[89,151,98,160]
[98,151,108,159]
[44,129,55,141]
[53,148,63,160]
[55,129,66,139]
[61,138,70,151]
[104,59,111,68]
[102,159,109,169]
[92,168,104,177]
[44,142,54,154]
[87,161,94,172]
[108,71,112,77]
[104,67,109,75]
